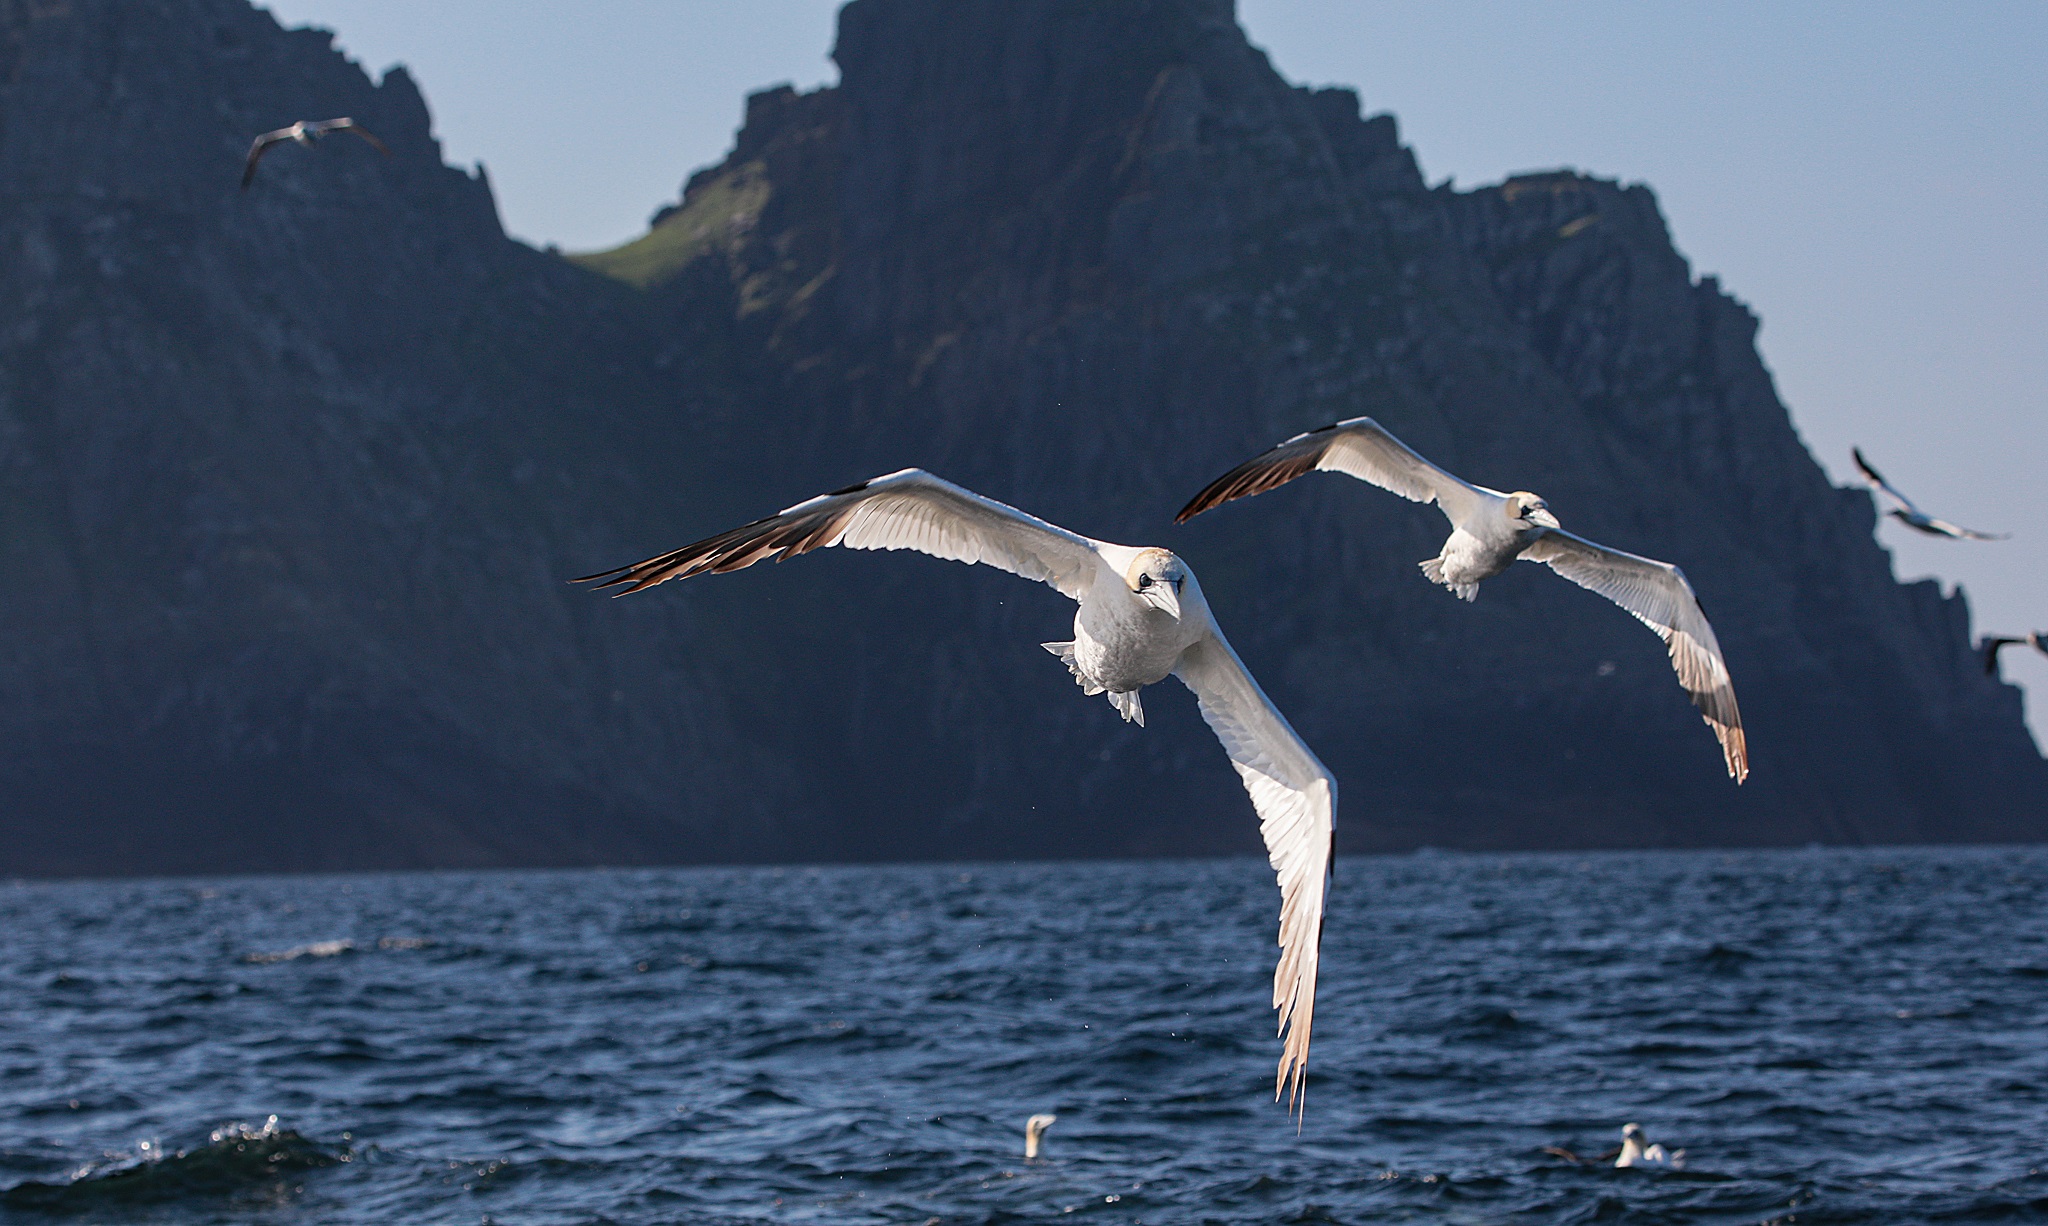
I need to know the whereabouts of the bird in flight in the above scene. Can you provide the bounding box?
[1178,417,1747,783]
[241,118,389,189]
[577,469,1336,1116]
[1851,448,2008,540]
[1982,631,2046,676]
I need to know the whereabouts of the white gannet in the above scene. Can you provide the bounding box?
[577,469,1335,1114]
[1024,1113,1057,1159]
[1852,448,2008,540]
[1614,1122,1684,1169]
[1177,417,1747,782]
[1983,631,2047,676]
[241,118,390,189]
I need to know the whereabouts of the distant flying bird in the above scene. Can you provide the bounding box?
[578,469,1335,1115]
[1615,1122,1685,1169]
[1851,447,2008,540]
[241,118,389,189]
[1982,631,2047,676]
[1024,1113,1057,1159]
[1178,417,1747,783]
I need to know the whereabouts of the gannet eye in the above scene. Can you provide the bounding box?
[1138,574,1154,588]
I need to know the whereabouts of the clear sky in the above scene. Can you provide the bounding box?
[261,1,2048,744]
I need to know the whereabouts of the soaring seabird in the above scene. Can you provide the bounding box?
[1177,417,1748,782]
[241,118,390,189]
[1982,631,2047,676]
[578,469,1335,1114]
[1852,447,2008,540]
[1024,1113,1057,1159]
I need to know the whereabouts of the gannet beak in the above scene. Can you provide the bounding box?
[1143,580,1183,620]
[1530,507,1561,530]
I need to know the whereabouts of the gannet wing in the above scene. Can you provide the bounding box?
[1913,514,2008,542]
[241,129,292,189]
[1521,530,1748,782]
[1850,446,1980,535]
[319,118,391,156]
[1173,632,1335,1117]
[1177,416,1492,526]
[1852,447,1916,512]
[574,468,1104,601]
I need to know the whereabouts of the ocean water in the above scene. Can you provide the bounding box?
[2,847,2046,1225]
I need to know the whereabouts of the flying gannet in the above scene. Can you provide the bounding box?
[1177,417,1747,782]
[1614,1122,1684,1169]
[577,469,1335,1114]
[1982,631,2047,676]
[1024,1113,1057,1159]
[241,118,390,189]
[1852,448,2008,540]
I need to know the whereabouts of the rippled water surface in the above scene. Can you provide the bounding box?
[3,846,2047,1224]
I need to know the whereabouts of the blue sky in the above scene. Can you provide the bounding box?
[262,1,2048,743]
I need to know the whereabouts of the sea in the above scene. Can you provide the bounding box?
[2,845,2045,1225]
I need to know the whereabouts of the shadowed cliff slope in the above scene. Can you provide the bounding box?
[0,0,2039,876]
[582,0,2046,853]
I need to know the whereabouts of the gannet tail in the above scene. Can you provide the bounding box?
[1109,689,1145,726]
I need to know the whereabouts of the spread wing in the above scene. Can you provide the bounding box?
[574,468,1104,601]
[1174,633,1335,1117]
[316,118,391,156]
[1521,530,1748,782]
[1177,416,1492,526]
[1854,448,2007,539]
[1898,512,2008,541]
[1852,447,1918,514]
[241,129,293,189]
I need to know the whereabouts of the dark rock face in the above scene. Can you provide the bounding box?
[0,0,2039,876]
[0,0,790,874]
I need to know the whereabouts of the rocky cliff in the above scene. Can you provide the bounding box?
[0,0,2040,876]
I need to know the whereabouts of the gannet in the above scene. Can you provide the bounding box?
[1615,1122,1684,1169]
[241,118,390,189]
[1177,417,1747,782]
[1024,1113,1057,1159]
[1983,631,2047,676]
[1852,448,2008,540]
[577,469,1335,1114]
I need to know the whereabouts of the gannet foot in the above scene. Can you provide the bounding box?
[1419,557,1479,601]
[1041,641,1106,695]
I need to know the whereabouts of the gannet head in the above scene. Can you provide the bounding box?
[1024,1113,1057,1159]
[1125,548,1186,620]
[1508,492,1560,530]
[1621,1122,1645,1143]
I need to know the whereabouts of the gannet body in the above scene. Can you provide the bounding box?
[579,469,1335,1113]
[1179,416,1748,782]
[242,117,389,189]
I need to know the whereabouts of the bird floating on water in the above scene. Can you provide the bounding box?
[1982,631,2047,676]
[577,469,1335,1115]
[1851,448,2008,540]
[1615,1122,1684,1169]
[242,118,389,189]
[1178,417,1747,782]
[1024,1113,1057,1159]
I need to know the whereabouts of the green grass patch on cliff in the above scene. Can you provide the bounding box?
[566,166,768,289]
